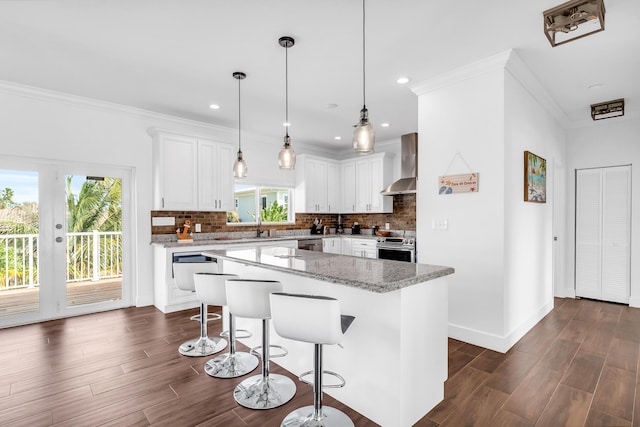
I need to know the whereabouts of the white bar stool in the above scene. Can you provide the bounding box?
[270,292,355,427]
[225,279,296,410]
[202,274,259,379]
[172,262,227,357]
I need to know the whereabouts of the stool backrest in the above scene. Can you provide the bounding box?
[226,279,283,320]
[194,273,239,306]
[173,262,218,292]
[270,292,343,345]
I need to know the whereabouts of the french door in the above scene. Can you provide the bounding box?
[0,158,133,328]
[575,165,631,304]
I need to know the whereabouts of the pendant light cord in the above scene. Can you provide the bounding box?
[285,42,289,138]
[362,0,366,108]
[238,75,242,152]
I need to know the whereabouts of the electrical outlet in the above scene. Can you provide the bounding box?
[195,223,202,233]
[432,218,448,230]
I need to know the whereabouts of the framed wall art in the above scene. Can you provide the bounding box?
[524,151,546,203]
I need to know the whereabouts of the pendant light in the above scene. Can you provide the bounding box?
[232,72,248,178]
[353,0,375,154]
[277,36,296,170]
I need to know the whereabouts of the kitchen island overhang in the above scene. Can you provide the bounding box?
[202,246,454,427]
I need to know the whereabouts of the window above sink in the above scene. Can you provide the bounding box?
[227,184,294,225]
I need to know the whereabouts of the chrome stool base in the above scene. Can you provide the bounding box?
[234,373,296,410]
[204,351,258,378]
[281,406,355,427]
[178,336,227,357]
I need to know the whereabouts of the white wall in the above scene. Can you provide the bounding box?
[565,117,640,307]
[413,51,565,352]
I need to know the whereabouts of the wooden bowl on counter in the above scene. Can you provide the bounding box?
[375,231,391,237]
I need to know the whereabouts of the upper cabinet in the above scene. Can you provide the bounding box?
[353,153,393,213]
[150,129,234,211]
[295,155,340,213]
[296,152,393,214]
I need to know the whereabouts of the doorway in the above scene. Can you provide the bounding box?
[0,158,133,327]
[575,165,631,304]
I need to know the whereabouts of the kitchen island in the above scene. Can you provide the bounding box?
[202,246,453,427]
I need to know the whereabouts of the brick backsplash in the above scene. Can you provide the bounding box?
[151,194,416,235]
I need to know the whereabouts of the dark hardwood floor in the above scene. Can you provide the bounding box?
[1,297,639,426]
[419,297,640,427]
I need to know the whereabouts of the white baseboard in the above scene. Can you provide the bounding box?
[449,300,554,353]
[629,295,640,308]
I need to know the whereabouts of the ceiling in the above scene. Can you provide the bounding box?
[1,0,638,152]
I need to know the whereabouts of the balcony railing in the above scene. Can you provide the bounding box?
[0,231,122,290]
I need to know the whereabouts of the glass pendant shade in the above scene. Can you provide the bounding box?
[232,71,247,178]
[233,150,247,178]
[278,135,296,169]
[353,107,375,154]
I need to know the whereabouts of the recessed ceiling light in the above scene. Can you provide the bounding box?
[327,103,338,109]
[588,83,604,90]
[381,122,390,127]
[209,104,220,110]
[334,136,342,140]
[396,77,410,85]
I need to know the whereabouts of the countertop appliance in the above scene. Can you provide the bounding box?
[351,223,361,234]
[376,237,416,263]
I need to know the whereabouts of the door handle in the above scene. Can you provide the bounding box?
[56,237,63,243]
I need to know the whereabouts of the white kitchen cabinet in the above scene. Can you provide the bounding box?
[322,237,342,254]
[295,155,339,213]
[340,161,357,213]
[350,238,378,259]
[355,153,393,213]
[341,237,352,256]
[150,128,234,211]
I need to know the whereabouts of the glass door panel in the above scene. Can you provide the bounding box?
[65,175,123,308]
[0,169,40,318]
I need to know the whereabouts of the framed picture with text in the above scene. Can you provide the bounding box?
[524,151,546,203]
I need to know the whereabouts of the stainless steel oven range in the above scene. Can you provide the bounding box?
[376,237,416,263]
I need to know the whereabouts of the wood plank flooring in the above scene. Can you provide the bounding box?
[418,297,640,427]
[0,304,378,426]
[1,297,639,426]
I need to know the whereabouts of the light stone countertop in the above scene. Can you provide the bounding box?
[202,245,454,293]
[152,233,382,249]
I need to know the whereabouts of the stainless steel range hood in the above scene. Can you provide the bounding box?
[381,133,418,195]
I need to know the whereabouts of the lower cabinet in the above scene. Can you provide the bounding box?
[350,238,378,259]
[322,237,342,254]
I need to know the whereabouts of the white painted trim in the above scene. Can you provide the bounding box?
[504,51,568,123]
[410,50,512,96]
[629,295,640,308]
[449,300,554,353]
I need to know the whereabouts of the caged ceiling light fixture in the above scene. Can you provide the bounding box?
[591,98,624,120]
[353,0,375,154]
[232,72,248,178]
[543,0,605,47]
[277,36,296,170]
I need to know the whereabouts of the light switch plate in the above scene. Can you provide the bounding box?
[152,217,175,226]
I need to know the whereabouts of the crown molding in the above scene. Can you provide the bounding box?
[0,79,233,135]
[410,50,512,96]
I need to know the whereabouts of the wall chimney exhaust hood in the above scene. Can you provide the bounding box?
[381,133,417,195]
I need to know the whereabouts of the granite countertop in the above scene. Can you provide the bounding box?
[202,246,454,293]
[152,233,383,248]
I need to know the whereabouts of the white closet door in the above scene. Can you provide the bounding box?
[575,166,631,304]
[601,166,631,303]
[575,169,602,300]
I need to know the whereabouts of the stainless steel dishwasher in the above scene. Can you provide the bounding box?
[297,238,323,252]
